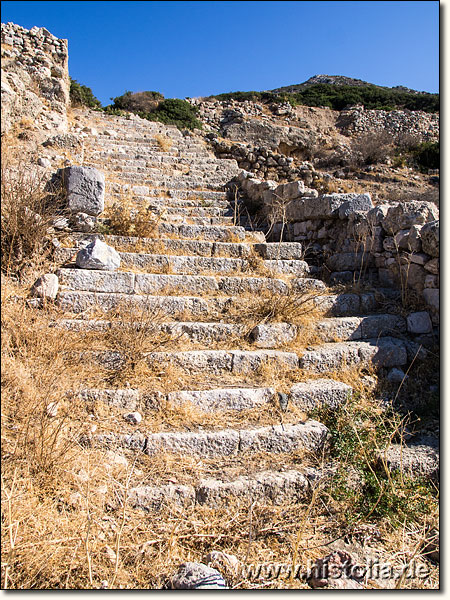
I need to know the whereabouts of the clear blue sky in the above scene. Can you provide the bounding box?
[1,1,439,105]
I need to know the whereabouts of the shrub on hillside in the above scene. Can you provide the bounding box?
[209,84,439,113]
[110,90,164,113]
[69,78,102,108]
[147,99,202,131]
[413,141,439,170]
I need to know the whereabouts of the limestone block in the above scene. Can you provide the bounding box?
[406,311,433,334]
[420,220,439,257]
[75,239,121,271]
[289,379,352,411]
[31,273,58,299]
[382,201,439,234]
[62,166,105,216]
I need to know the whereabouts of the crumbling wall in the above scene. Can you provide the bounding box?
[237,171,439,324]
[1,22,70,136]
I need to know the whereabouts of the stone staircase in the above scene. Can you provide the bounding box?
[49,110,437,509]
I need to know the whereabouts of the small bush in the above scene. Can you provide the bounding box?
[103,196,160,237]
[147,99,202,131]
[69,78,102,108]
[413,141,439,170]
[109,90,164,113]
[351,131,394,166]
[154,134,173,152]
[1,147,65,279]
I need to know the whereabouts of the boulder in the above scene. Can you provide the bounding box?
[406,311,433,334]
[75,239,121,271]
[61,166,105,216]
[31,273,59,299]
[420,220,439,257]
[338,193,373,219]
[70,212,97,232]
[382,201,439,234]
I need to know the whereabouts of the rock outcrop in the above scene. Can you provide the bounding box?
[1,22,70,136]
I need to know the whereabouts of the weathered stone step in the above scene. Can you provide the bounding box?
[314,292,377,316]
[128,467,321,510]
[53,319,298,348]
[54,288,334,317]
[148,205,233,218]
[87,155,221,169]
[299,337,408,372]
[379,435,439,480]
[56,249,309,278]
[56,290,226,317]
[157,215,236,227]
[107,186,230,202]
[71,379,351,414]
[169,379,352,412]
[83,348,300,374]
[315,314,407,341]
[82,419,328,458]
[65,234,253,258]
[56,268,292,296]
[157,223,265,242]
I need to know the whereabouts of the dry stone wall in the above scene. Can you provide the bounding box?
[336,105,439,141]
[237,171,439,325]
[1,22,70,136]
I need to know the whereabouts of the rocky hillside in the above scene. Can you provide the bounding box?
[271,74,434,94]
[1,22,439,590]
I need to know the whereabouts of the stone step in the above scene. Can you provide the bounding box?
[56,268,292,296]
[315,314,407,341]
[157,215,236,227]
[128,467,322,510]
[87,156,221,169]
[53,319,298,348]
[156,223,265,242]
[107,192,231,208]
[54,311,405,347]
[82,348,300,374]
[65,234,253,258]
[56,290,228,317]
[56,249,309,278]
[54,288,331,317]
[379,435,439,480]
[299,337,408,372]
[82,419,328,458]
[70,379,351,414]
[148,205,233,218]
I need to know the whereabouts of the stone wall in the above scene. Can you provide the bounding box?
[1,22,70,136]
[336,105,439,141]
[236,171,439,324]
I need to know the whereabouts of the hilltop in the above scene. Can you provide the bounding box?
[270,74,434,95]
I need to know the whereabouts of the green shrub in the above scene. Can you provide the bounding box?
[209,84,439,113]
[413,141,440,170]
[109,90,164,113]
[147,99,202,131]
[69,78,102,108]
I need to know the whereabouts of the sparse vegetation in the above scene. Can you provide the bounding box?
[69,78,102,109]
[208,84,439,113]
[1,144,66,279]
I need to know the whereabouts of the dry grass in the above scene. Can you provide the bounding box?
[154,134,173,152]
[103,193,161,238]
[1,142,66,279]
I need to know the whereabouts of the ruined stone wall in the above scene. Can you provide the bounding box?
[336,105,439,141]
[1,22,70,136]
[237,171,439,325]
